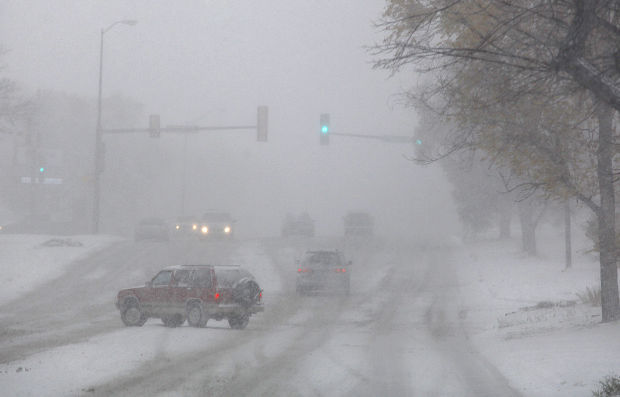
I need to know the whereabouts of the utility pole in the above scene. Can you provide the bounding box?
[92,20,137,234]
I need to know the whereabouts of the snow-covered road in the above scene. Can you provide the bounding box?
[0,236,523,396]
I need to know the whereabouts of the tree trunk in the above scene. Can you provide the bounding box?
[596,104,620,322]
[498,199,512,240]
[564,200,572,269]
[518,199,537,255]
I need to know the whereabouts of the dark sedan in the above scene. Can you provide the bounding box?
[134,217,170,242]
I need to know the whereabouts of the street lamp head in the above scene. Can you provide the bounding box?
[103,19,138,34]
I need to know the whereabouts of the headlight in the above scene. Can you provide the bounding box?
[192,224,198,231]
[175,225,180,230]
[224,226,231,234]
[201,226,208,234]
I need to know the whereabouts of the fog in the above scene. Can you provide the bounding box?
[2,3,618,396]
[0,0,458,240]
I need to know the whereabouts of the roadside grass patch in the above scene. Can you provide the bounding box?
[577,286,601,307]
[592,374,620,397]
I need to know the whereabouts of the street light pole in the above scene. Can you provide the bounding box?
[92,20,137,234]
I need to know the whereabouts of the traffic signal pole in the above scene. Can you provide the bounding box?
[92,108,268,229]
[99,125,259,134]
[328,132,416,144]
[318,113,415,145]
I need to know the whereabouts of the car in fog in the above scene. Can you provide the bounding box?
[199,211,236,239]
[116,264,263,329]
[281,212,315,237]
[172,215,200,237]
[134,217,170,242]
[343,211,374,237]
[296,250,351,295]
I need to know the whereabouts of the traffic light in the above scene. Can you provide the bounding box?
[37,166,45,183]
[320,113,330,145]
[149,114,161,138]
[257,106,268,142]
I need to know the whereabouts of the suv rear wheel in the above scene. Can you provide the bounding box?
[187,302,208,327]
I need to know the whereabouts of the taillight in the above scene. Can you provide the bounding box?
[214,292,220,300]
[335,268,347,273]
[298,268,310,273]
[259,291,263,301]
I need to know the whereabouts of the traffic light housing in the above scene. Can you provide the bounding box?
[320,113,330,145]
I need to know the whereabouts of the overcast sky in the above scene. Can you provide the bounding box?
[0,0,459,240]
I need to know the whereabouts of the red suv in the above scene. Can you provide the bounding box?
[115,265,263,329]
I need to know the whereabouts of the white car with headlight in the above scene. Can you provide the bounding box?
[172,215,200,239]
[199,211,236,240]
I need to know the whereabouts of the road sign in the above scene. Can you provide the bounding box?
[21,177,63,184]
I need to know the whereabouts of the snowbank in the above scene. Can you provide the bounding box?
[0,234,122,304]
[456,226,620,396]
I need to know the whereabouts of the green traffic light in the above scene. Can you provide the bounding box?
[39,167,45,173]
[416,139,422,145]
[321,125,328,134]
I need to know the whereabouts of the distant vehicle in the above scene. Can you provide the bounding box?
[199,211,235,239]
[134,217,169,242]
[115,264,264,329]
[343,211,374,237]
[281,212,315,237]
[172,215,200,237]
[296,250,351,295]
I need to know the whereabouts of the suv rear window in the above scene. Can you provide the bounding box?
[215,268,252,287]
[302,252,342,267]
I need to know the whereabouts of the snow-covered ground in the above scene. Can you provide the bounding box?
[0,234,122,305]
[455,225,620,396]
[0,229,618,396]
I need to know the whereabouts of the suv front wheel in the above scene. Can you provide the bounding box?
[121,300,147,327]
